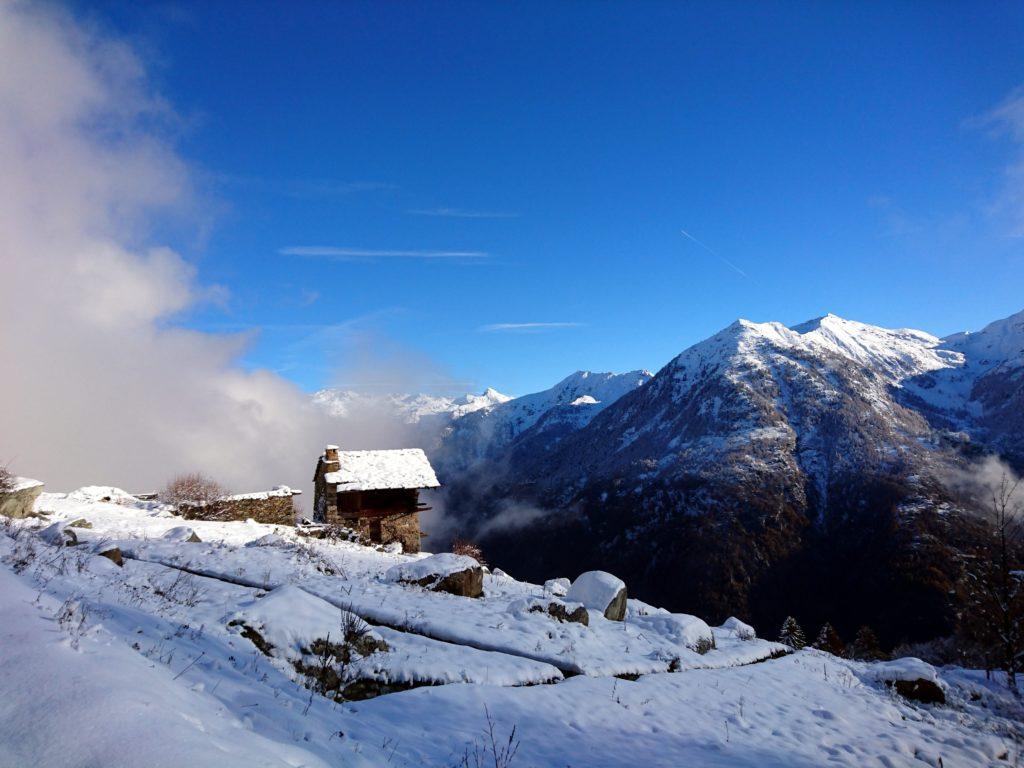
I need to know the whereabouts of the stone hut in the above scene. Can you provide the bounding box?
[312,446,439,553]
[177,486,301,525]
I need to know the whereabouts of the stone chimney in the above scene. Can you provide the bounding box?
[324,445,340,467]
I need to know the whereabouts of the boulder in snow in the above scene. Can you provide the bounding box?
[39,521,78,547]
[97,546,123,567]
[386,553,484,598]
[66,518,93,529]
[544,578,570,597]
[509,596,589,626]
[163,526,201,544]
[720,616,756,641]
[566,570,627,621]
[872,658,946,705]
[0,477,43,519]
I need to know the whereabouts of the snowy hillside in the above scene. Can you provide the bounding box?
[1,488,1020,767]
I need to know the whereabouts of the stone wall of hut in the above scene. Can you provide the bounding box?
[178,494,296,526]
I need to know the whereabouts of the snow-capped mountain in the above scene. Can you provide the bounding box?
[436,370,654,471]
[903,308,1024,460]
[311,371,653,469]
[312,387,511,424]
[439,309,1024,649]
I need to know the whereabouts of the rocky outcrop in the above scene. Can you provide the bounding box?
[0,478,43,518]
[387,553,484,598]
[872,659,946,705]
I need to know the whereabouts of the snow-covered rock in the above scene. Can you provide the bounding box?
[386,553,484,598]
[720,616,756,640]
[868,657,946,704]
[507,596,589,625]
[566,571,628,621]
[631,613,714,653]
[0,477,44,518]
[544,577,570,596]
[39,521,77,547]
[66,486,140,505]
[162,526,201,543]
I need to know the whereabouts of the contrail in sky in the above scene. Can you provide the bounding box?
[680,228,748,278]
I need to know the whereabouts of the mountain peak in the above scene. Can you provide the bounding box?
[943,307,1024,365]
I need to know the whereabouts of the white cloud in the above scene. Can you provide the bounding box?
[970,85,1024,237]
[409,208,519,219]
[279,246,489,260]
[0,3,412,505]
[478,322,584,333]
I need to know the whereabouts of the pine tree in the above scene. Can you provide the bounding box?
[850,625,885,661]
[812,622,845,657]
[779,616,806,650]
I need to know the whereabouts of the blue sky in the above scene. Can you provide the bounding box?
[77,1,1024,396]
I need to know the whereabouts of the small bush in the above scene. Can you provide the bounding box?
[162,473,225,508]
[692,636,716,655]
[452,538,488,567]
[0,464,13,494]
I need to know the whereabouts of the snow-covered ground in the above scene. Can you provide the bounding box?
[0,488,1020,767]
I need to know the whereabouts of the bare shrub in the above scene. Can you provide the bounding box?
[692,635,716,655]
[0,464,13,494]
[454,706,520,768]
[56,596,88,649]
[452,538,488,568]
[957,471,1024,694]
[161,473,225,508]
[295,611,388,704]
[150,569,205,608]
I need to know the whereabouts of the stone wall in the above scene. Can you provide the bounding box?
[179,494,296,526]
[343,511,421,553]
[313,447,341,523]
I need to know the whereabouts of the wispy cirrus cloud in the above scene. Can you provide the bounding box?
[478,322,584,333]
[213,173,396,199]
[968,84,1024,237]
[409,207,519,219]
[279,246,489,261]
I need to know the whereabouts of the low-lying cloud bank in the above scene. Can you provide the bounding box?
[0,3,407,505]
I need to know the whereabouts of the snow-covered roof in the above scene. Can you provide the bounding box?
[324,449,440,492]
[223,485,302,501]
